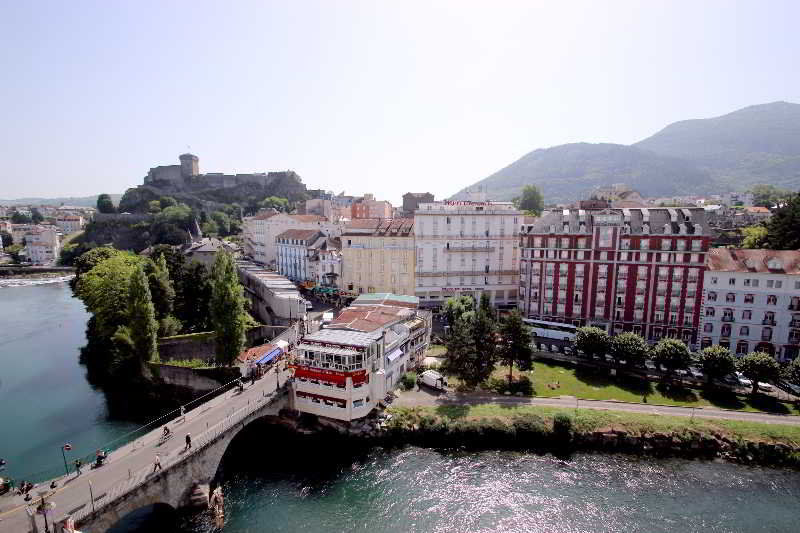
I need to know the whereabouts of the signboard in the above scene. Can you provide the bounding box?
[444,201,492,206]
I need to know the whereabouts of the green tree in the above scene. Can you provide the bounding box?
[73,247,124,286]
[696,345,736,385]
[652,338,692,382]
[96,194,116,214]
[127,264,159,363]
[210,251,249,365]
[736,351,780,395]
[0,231,12,248]
[748,184,793,208]
[11,211,32,223]
[574,327,610,359]
[513,185,544,216]
[6,243,23,262]
[147,200,162,214]
[210,211,232,235]
[471,294,498,376]
[180,261,212,331]
[159,196,177,209]
[201,220,219,236]
[740,225,768,248]
[443,295,475,330]
[146,254,175,320]
[259,196,290,212]
[609,332,649,368]
[764,192,800,250]
[497,309,533,382]
[31,208,44,224]
[781,357,800,385]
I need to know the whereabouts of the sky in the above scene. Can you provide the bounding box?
[1,0,799,204]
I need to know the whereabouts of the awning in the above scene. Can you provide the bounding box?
[255,348,282,364]
[387,348,404,363]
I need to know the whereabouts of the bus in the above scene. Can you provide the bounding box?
[522,318,578,341]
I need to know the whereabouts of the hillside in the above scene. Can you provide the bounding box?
[451,101,800,203]
[450,143,714,202]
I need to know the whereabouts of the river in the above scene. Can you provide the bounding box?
[3,283,800,532]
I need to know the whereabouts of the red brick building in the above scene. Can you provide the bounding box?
[519,206,712,347]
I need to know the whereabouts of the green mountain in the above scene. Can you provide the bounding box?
[451,101,800,203]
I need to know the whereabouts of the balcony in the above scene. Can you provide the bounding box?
[445,245,495,253]
[721,316,735,322]
[790,303,800,311]
[762,318,776,326]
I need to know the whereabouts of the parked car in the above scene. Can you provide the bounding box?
[735,372,752,387]
[757,382,774,392]
[689,367,704,379]
[645,360,656,371]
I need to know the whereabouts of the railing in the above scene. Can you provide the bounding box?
[721,316,735,322]
[762,319,777,326]
[73,385,288,527]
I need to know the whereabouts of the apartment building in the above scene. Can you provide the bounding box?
[519,206,712,346]
[24,226,60,265]
[351,194,393,219]
[341,218,415,296]
[414,201,521,308]
[275,229,325,283]
[308,237,342,289]
[55,215,84,234]
[289,293,430,422]
[242,209,343,266]
[701,249,800,360]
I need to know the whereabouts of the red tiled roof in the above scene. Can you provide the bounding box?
[237,343,279,364]
[288,214,327,223]
[329,305,413,332]
[275,229,322,241]
[707,248,800,274]
[745,206,771,214]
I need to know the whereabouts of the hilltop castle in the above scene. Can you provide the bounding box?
[144,153,297,190]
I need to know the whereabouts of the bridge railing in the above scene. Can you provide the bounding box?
[70,385,288,527]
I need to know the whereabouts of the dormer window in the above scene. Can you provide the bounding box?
[663,223,671,234]
[767,258,783,270]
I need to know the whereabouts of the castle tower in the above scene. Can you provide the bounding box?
[180,153,199,178]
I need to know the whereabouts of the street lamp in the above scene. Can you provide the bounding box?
[61,444,72,477]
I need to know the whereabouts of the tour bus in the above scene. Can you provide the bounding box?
[522,318,578,341]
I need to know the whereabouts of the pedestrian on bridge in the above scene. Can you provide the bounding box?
[74,459,83,476]
[153,454,162,472]
[185,433,192,451]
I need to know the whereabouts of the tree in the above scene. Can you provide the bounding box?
[31,208,44,224]
[782,357,800,385]
[513,185,544,216]
[574,327,610,359]
[497,310,533,382]
[210,251,249,365]
[749,184,793,208]
[127,264,159,364]
[159,196,177,209]
[609,332,649,368]
[736,351,781,395]
[180,261,212,331]
[696,345,736,385]
[0,231,12,248]
[764,192,800,250]
[96,194,116,214]
[471,294,498,374]
[741,225,768,248]
[147,200,162,214]
[443,295,475,331]
[11,211,32,223]
[73,247,124,286]
[146,254,175,320]
[210,211,232,236]
[259,196,289,212]
[652,338,692,381]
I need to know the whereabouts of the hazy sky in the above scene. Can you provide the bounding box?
[2,0,799,203]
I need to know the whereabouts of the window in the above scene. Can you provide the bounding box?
[661,239,672,251]
[744,278,751,287]
[599,227,613,247]
[728,278,736,286]
[762,327,773,341]
[639,239,649,250]
[742,310,752,320]
[796,281,800,290]
[705,307,715,317]
[707,291,717,302]
[721,324,731,337]
[703,323,713,333]
[711,277,718,285]
[767,295,777,305]
[776,280,783,289]
[726,293,736,303]
[691,239,702,251]
[739,326,749,336]
[736,341,749,355]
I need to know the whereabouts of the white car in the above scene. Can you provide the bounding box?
[645,360,656,370]
[689,367,704,379]
[757,382,774,392]
[735,372,752,387]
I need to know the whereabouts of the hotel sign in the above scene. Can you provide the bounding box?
[443,201,492,206]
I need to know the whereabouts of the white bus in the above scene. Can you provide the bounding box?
[523,319,578,341]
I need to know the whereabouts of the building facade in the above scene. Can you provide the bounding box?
[341,218,415,296]
[701,249,800,360]
[351,194,393,219]
[275,229,325,283]
[289,294,430,422]
[55,215,84,234]
[402,192,434,215]
[519,207,712,346]
[414,201,521,308]
[242,210,343,266]
[24,226,60,265]
[308,237,342,288]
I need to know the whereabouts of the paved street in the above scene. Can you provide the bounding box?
[394,389,800,426]
[0,366,291,533]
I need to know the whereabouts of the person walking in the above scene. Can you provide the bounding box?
[74,459,83,476]
[180,405,186,423]
[153,454,162,472]
[185,433,192,452]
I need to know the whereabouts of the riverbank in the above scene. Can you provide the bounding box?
[372,404,800,468]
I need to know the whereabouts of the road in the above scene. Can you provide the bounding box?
[0,365,291,533]
[394,389,800,426]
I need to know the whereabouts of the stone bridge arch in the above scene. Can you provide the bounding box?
[74,391,289,533]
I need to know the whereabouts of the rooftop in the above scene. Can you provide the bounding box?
[707,248,800,275]
[275,229,323,241]
[352,292,419,308]
[329,304,415,332]
[524,207,710,236]
[343,218,413,236]
[301,328,384,348]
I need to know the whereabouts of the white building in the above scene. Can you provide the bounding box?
[242,210,343,267]
[289,293,430,422]
[308,236,342,288]
[275,229,324,283]
[413,201,521,308]
[24,226,60,265]
[55,215,84,234]
[701,249,800,361]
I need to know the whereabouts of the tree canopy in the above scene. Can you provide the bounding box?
[210,251,250,366]
[740,225,768,248]
[763,192,800,250]
[696,345,735,385]
[97,193,116,214]
[574,327,610,359]
[736,351,780,395]
[748,184,793,208]
[652,338,691,380]
[513,184,545,216]
[127,264,159,364]
[497,309,533,382]
[609,332,649,368]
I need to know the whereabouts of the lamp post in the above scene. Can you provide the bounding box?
[61,444,72,477]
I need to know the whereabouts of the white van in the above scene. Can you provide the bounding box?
[420,370,448,390]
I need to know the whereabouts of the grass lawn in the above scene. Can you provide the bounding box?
[449,359,800,416]
[425,344,447,357]
[396,404,800,445]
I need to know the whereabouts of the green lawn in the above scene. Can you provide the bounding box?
[425,344,446,357]
[453,359,800,415]
[394,404,800,445]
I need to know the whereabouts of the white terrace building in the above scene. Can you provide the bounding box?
[701,249,800,361]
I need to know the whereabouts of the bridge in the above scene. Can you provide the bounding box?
[0,366,293,533]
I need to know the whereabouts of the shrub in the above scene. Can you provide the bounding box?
[552,413,574,446]
[400,372,417,391]
[512,413,548,443]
